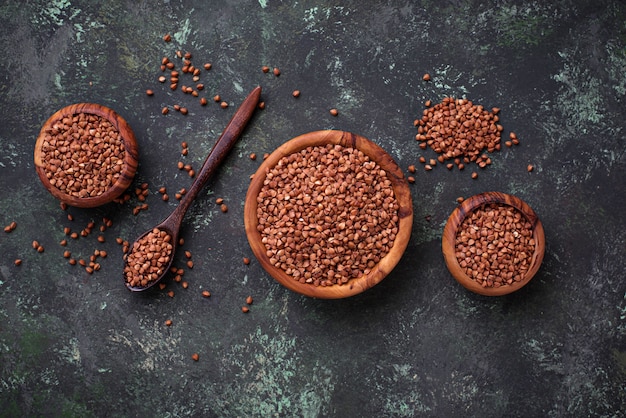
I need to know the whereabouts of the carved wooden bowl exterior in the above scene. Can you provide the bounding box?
[34,103,139,208]
[442,191,545,296]
[244,130,413,299]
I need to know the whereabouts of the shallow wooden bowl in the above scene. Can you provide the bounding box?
[34,103,139,208]
[244,130,413,299]
[442,192,545,296]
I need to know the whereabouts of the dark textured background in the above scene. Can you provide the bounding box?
[0,1,624,416]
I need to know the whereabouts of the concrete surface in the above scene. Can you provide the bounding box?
[0,1,624,416]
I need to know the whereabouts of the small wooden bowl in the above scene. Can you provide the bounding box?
[34,103,139,208]
[442,192,545,296]
[244,130,413,299]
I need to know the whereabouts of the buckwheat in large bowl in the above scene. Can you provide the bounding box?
[34,103,139,208]
[244,130,413,299]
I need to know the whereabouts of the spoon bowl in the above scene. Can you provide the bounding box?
[123,222,180,291]
[124,86,261,291]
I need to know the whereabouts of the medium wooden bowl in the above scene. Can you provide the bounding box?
[442,192,545,296]
[34,103,139,208]
[244,130,413,299]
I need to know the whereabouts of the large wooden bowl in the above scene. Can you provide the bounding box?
[34,103,139,208]
[244,130,413,299]
[442,192,545,296]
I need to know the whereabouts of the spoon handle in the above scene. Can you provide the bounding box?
[174,86,262,218]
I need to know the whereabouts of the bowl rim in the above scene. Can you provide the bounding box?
[244,130,413,299]
[34,103,139,208]
[441,191,545,296]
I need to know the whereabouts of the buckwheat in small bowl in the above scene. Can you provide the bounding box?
[34,103,139,208]
[244,130,413,299]
[442,192,545,296]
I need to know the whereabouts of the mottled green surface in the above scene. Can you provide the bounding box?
[0,0,625,417]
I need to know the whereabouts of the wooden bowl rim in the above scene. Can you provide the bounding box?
[244,130,413,299]
[441,191,545,296]
[34,103,139,208]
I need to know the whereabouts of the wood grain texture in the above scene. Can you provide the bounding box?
[244,130,413,299]
[34,103,139,208]
[441,191,545,296]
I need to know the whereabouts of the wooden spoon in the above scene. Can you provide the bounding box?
[124,86,261,291]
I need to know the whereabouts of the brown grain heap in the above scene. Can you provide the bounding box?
[415,97,502,169]
[39,113,126,198]
[454,203,535,288]
[256,144,399,286]
[123,228,173,288]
